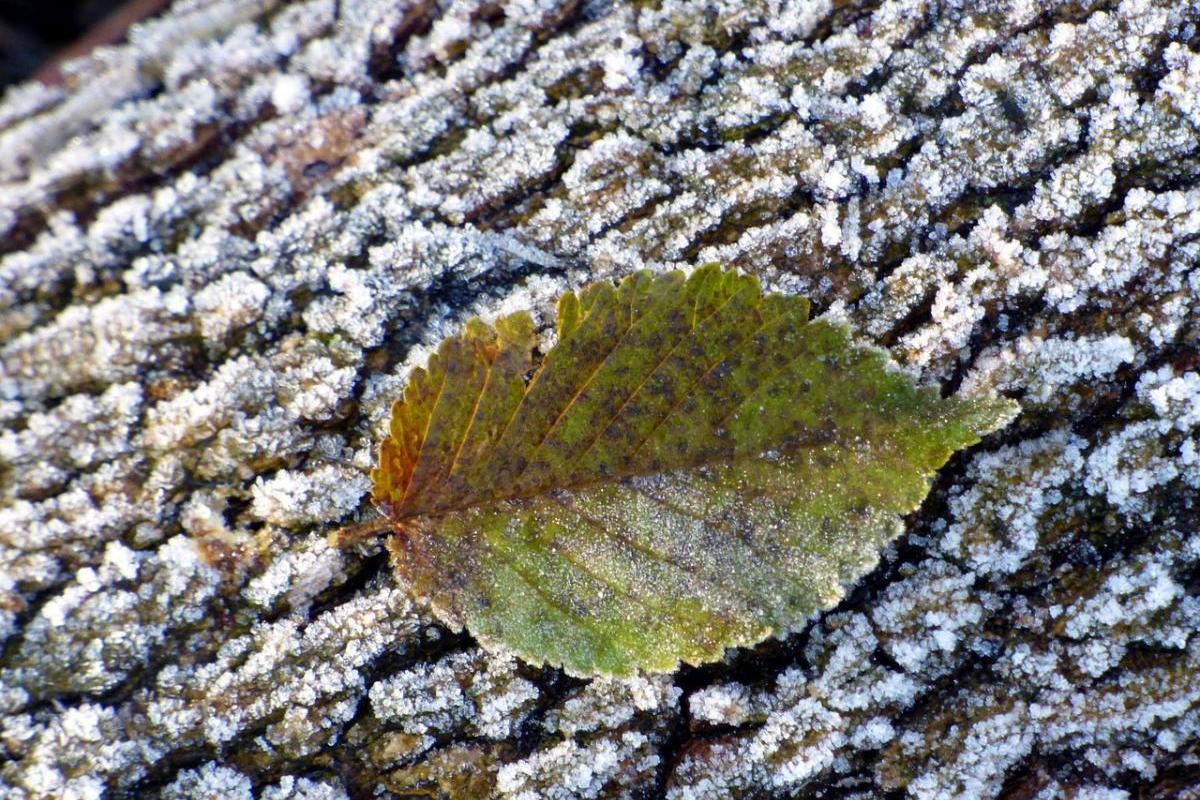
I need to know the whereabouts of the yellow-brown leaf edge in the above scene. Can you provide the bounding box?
[354,265,1019,678]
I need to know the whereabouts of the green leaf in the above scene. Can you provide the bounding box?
[361,266,1018,677]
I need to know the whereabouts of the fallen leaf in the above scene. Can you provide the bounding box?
[355,266,1018,677]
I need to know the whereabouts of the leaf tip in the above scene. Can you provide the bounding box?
[959,392,1022,440]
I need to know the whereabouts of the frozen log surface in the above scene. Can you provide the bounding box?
[1,0,1199,797]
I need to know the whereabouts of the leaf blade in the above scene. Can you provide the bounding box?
[369,266,1018,676]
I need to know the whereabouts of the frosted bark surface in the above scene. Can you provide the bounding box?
[1,0,1198,797]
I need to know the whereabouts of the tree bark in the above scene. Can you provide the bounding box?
[1,0,1198,797]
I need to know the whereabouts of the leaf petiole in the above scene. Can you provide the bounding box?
[328,515,395,547]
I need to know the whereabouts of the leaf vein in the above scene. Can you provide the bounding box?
[571,281,747,472]
[552,489,747,608]
[400,365,450,508]
[506,292,641,488]
[442,344,494,484]
[621,310,777,468]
